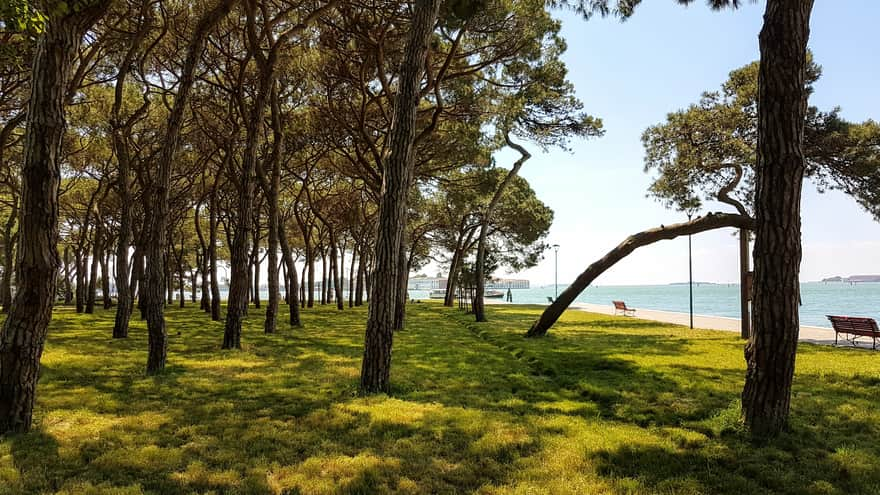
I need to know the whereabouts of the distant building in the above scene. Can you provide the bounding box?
[407,276,529,290]
[486,278,529,289]
[407,277,447,290]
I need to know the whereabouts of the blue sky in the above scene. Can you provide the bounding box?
[506,0,880,286]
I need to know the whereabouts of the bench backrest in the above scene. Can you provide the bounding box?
[613,301,627,310]
[827,315,879,334]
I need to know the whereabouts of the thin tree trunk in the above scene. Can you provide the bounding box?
[278,219,300,326]
[741,0,814,438]
[474,133,530,322]
[86,226,100,314]
[110,8,149,336]
[360,0,442,394]
[101,249,112,309]
[355,245,365,306]
[209,190,221,321]
[393,237,409,330]
[251,217,260,309]
[75,247,85,313]
[0,1,109,434]
[194,203,211,312]
[348,246,356,308]
[320,246,328,305]
[301,261,308,309]
[63,245,73,305]
[331,236,343,310]
[527,213,754,337]
[145,0,238,372]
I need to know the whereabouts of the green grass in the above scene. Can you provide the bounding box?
[1,302,879,494]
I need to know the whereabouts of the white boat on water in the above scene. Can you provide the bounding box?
[429,289,446,299]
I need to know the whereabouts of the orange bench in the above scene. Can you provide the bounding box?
[827,315,879,350]
[613,300,636,317]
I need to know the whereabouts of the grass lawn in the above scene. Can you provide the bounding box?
[1,302,879,494]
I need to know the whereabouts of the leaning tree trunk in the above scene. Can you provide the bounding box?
[360,0,443,394]
[527,213,754,337]
[474,133,531,322]
[0,0,109,434]
[145,0,237,372]
[741,0,814,438]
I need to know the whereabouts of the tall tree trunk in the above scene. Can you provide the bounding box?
[261,85,285,333]
[741,0,814,438]
[75,247,85,313]
[278,220,300,326]
[63,245,73,305]
[320,246,328,305]
[145,0,238,371]
[110,8,149,337]
[194,203,211,312]
[209,190,221,321]
[101,249,112,309]
[0,0,109,434]
[86,226,100,314]
[474,133,530,322]
[251,218,260,309]
[393,237,409,330]
[331,236,343,310]
[348,246,356,308]
[355,245,365,306]
[301,261,307,308]
[360,0,442,394]
[527,214,754,337]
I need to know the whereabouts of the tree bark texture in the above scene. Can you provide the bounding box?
[741,0,814,438]
[360,0,442,394]
[146,0,237,370]
[0,0,110,434]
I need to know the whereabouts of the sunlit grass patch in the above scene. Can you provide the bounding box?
[0,302,878,494]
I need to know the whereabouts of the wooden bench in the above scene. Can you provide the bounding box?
[827,315,879,350]
[613,300,636,317]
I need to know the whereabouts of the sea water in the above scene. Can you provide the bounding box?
[409,282,880,328]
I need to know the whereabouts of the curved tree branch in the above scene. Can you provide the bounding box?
[526,212,755,337]
[715,163,749,216]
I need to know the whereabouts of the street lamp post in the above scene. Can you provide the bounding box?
[553,244,560,301]
[687,212,694,329]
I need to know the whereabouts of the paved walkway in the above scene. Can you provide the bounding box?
[569,302,866,348]
[486,299,874,349]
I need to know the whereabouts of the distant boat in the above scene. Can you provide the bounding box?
[429,289,446,299]
[485,290,504,299]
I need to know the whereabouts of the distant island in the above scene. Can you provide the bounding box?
[821,275,880,283]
